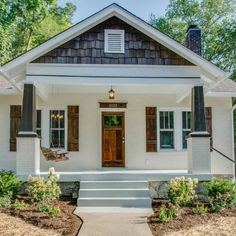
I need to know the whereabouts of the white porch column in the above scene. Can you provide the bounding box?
[16,83,40,176]
[16,137,40,175]
[187,86,211,174]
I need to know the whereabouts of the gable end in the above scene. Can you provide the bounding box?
[32,17,192,65]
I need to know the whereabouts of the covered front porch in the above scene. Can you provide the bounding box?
[13,63,219,180]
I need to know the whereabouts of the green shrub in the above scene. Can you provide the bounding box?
[39,205,61,218]
[13,199,28,210]
[27,168,61,206]
[0,170,22,197]
[192,203,208,214]
[0,193,12,208]
[204,178,236,212]
[158,204,178,223]
[27,168,61,217]
[167,177,198,206]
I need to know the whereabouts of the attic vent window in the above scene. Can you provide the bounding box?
[104,29,125,53]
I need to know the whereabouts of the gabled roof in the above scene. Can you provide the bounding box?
[1,3,229,81]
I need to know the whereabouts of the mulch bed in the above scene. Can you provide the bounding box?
[148,198,236,236]
[0,196,82,236]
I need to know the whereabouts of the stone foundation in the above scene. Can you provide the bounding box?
[149,180,209,201]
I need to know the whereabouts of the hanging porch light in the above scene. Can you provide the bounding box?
[108,86,115,99]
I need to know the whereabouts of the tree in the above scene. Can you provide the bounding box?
[150,0,236,79]
[0,0,76,65]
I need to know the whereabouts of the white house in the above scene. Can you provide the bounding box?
[0,3,235,207]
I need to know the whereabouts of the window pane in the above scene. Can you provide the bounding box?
[164,112,168,128]
[50,130,59,148]
[36,110,41,129]
[104,115,122,127]
[36,129,41,137]
[187,112,191,129]
[50,110,59,128]
[182,131,191,149]
[160,112,164,129]
[169,112,174,129]
[60,130,65,148]
[182,112,186,129]
[160,131,174,149]
[182,112,191,129]
[59,111,65,128]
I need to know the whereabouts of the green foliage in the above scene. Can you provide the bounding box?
[158,204,178,223]
[13,199,28,210]
[192,203,208,214]
[204,177,236,212]
[0,193,12,208]
[0,170,22,197]
[0,0,76,65]
[39,204,61,218]
[167,177,198,206]
[150,0,236,80]
[27,168,61,217]
[27,168,61,206]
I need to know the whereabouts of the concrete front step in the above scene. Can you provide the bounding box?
[80,180,148,189]
[78,197,152,207]
[78,180,152,208]
[79,188,150,198]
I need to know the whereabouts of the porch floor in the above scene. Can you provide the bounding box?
[32,169,213,182]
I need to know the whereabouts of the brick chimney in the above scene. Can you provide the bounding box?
[186,25,201,55]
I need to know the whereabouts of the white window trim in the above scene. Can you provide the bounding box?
[49,109,66,150]
[157,108,191,152]
[159,111,175,150]
[104,29,125,54]
[37,107,67,151]
[182,111,191,149]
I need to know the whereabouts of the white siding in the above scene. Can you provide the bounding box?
[0,94,234,176]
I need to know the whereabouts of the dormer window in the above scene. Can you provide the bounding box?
[104,29,125,53]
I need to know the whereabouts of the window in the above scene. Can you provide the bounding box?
[182,111,191,149]
[36,110,42,136]
[104,29,125,53]
[49,110,65,148]
[160,111,174,149]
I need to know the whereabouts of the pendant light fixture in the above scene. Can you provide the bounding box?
[108,86,115,99]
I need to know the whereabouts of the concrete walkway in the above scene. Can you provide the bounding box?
[75,207,153,236]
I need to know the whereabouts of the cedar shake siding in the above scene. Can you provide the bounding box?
[32,17,192,65]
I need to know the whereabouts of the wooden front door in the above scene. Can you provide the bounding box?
[102,112,125,167]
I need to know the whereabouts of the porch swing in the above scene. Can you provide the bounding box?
[41,129,69,162]
[41,143,69,162]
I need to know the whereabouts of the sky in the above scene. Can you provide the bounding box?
[58,0,170,24]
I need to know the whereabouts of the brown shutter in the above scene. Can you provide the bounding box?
[10,105,21,151]
[67,106,79,151]
[205,107,213,149]
[146,107,157,152]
